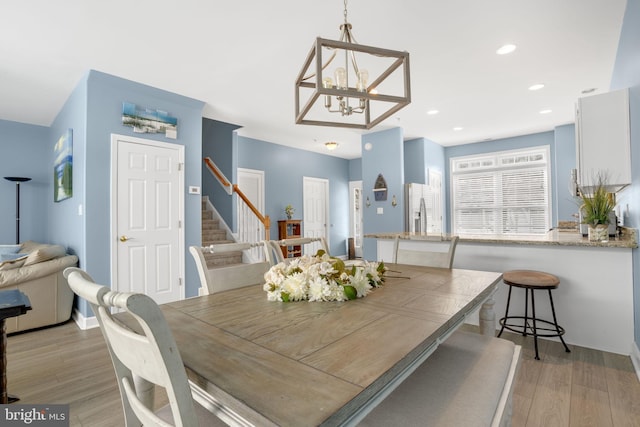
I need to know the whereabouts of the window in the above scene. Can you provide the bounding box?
[451,146,551,235]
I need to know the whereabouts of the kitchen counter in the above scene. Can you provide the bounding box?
[365,227,637,249]
[367,227,636,355]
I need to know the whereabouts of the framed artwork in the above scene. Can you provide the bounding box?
[54,129,73,202]
[122,102,178,139]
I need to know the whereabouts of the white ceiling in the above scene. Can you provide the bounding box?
[0,0,627,159]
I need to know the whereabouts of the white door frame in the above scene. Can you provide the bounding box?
[237,167,265,261]
[110,133,185,300]
[349,180,363,258]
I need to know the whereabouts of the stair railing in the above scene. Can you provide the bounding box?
[204,158,271,254]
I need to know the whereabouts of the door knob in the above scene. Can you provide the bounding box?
[119,235,130,242]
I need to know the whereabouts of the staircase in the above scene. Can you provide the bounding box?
[201,197,242,268]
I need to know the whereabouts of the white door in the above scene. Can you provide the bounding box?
[237,168,265,261]
[303,177,329,255]
[349,181,363,258]
[111,134,184,304]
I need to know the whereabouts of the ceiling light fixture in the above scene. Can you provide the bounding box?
[539,109,552,114]
[528,83,545,91]
[325,141,339,150]
[496,44,516,55]
[295,0,411,129]
[453,127,463,131]
[427,109,439,115]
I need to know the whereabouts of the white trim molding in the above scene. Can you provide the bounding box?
[631,341,640,383]
[72,308,99,330]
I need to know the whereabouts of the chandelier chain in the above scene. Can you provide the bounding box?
[343,0,348,24]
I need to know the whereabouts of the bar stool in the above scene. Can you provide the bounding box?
[497,270,570,360]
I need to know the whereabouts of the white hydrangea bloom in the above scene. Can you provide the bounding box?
[350,267,373,297]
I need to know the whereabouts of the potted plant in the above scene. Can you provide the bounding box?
[577,173,615,242]
[284,204,295,220]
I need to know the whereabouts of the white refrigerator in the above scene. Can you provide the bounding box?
[405,182,442,234]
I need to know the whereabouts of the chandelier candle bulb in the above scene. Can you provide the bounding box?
[357,70,368,92]
[334,67,347,89]
[323,77,333,108]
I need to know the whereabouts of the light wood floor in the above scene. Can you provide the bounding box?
[6,321,640,426]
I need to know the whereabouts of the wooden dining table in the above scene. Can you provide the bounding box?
[160,263,502,427]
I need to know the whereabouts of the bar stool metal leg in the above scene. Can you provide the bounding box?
[548,289,571,354]
[497,285,513,337]
[531,288,540,360]
[523,287,529,337]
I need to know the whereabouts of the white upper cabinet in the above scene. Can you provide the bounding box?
[575,88,631,191]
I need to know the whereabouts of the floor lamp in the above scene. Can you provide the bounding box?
[4,177,31,244]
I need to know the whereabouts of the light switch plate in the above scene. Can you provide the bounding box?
[377,207,383,215]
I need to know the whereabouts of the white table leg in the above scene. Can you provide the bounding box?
[479,297,496,336]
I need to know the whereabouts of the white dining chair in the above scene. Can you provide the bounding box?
[190,242,270,294]
[265,237,330,265]
[392,235,459,269]
[63,267,228,427]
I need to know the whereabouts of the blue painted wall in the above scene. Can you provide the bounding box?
[554,124,579,222]
[362,128,404,260]
[0,120,49,244]
[349,158,362,182]
[202,118,241,229]
[610,0,640,351]
[404,138,427,184]
[237,136,350,257]
[45,70,205,317]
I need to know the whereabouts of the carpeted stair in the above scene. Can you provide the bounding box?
[201,198,243,268]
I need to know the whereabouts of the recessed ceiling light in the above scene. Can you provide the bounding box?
[529,84,545,91]
[453,127,463,131]
[325,141,338,150]
[496,44,516,55]
[426,109,439,115]
[539,109,552,114]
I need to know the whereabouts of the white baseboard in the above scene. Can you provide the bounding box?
[72,308,99,330]
[631,341,640,383]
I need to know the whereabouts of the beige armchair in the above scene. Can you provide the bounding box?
[0,241,78,333]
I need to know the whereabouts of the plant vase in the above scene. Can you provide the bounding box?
[587,224,608,242]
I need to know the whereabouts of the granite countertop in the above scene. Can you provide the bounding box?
[365,227,638,249]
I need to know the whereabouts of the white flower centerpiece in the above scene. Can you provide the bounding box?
[263,251,386,302]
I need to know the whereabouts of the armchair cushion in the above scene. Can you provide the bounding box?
[23,244,66,266]
[0,255,28,271]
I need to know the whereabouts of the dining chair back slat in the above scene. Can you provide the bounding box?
[266,237,329,265]
[190,244,270,294]
[393,236,459,269]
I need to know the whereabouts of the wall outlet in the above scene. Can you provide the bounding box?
[189,186,200,195]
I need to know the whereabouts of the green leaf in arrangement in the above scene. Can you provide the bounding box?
[344,285,357,300]
[281,292,290,303]
[333,258,346,273]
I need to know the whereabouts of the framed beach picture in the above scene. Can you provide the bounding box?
[122,102,178,139]
[54,129,73,202]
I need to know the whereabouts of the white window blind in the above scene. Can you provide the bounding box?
[451,147,551,235]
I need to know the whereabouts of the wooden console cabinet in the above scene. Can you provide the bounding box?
[277,220,302,259]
